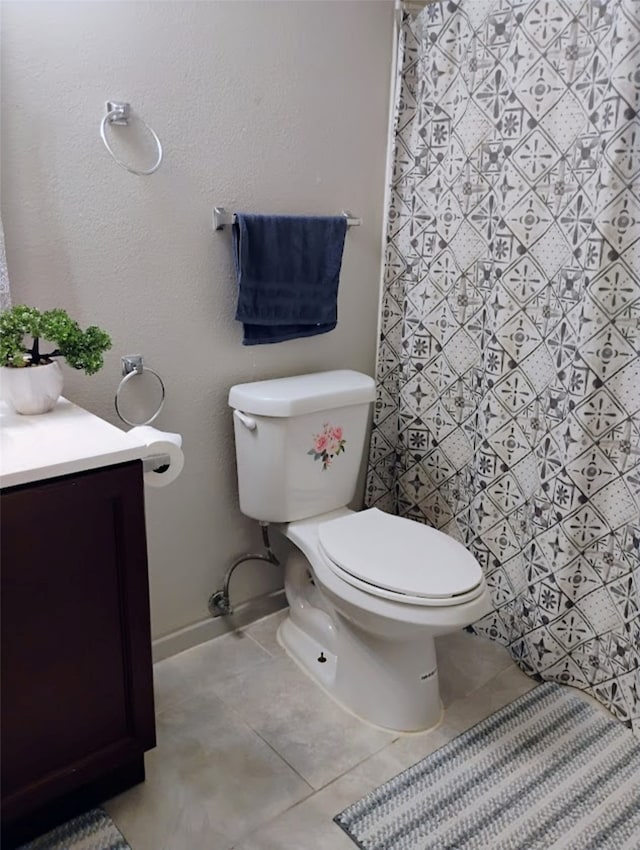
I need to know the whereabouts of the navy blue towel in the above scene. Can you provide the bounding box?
[232,214,348,345]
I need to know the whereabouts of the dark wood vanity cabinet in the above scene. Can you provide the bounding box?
[1,461,156,844]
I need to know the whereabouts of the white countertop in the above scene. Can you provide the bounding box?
[0,398,145,489]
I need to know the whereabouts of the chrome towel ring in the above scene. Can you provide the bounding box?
[115,355,166,426]
[100,101,163,176]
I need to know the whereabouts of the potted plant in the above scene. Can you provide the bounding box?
[0,305,112,414]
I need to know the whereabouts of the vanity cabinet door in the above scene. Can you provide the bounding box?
[0,461,155,825]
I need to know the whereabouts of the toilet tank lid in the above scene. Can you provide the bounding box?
[228,370,376,417]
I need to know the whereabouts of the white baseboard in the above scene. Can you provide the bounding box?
[151,589,288,662]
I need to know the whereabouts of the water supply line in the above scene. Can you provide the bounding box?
[208,522,280,617]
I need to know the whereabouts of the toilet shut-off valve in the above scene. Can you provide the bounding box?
[208,522,280,617]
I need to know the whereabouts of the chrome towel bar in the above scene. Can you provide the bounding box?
[213,207,362,231]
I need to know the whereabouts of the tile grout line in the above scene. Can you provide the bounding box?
[152,630,278,717]
[224,723,319,846]
[205,649,404,842]
[454,657,530,703]
[240,626,282,658]
[208,666,318,793]
[228,736,402,849]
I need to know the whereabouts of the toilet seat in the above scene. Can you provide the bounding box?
[317,508,484,607]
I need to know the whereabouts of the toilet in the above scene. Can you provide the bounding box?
[229,370,492,732]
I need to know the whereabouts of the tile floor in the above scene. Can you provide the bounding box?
[104,610,537,849]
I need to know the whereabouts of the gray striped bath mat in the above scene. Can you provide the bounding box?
[17,809,130,850]
[335,682,640,850]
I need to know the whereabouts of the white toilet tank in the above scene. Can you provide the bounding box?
[228,370,376,523]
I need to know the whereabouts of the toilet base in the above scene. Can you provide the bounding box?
[278,611,444,733]
[278,616,338,692]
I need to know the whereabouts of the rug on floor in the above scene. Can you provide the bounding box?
[335,682,640,850]
[17,808,130,850]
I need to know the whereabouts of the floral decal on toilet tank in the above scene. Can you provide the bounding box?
[308,423,346,470]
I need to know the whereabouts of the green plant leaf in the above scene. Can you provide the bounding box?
[0,305,111,374]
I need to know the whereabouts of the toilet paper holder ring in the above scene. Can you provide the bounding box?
[115,354,166,427]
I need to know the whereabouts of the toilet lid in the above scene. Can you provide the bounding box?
[317,508,483,599]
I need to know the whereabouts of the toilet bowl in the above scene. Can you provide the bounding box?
[278,507,491,731]
[228,370,491,732]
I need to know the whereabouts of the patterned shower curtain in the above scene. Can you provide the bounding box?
[367,0,640,733]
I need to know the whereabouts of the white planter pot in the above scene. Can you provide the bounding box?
[1,361,64,414]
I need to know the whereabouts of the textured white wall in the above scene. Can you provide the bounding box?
[0,0,393,654]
